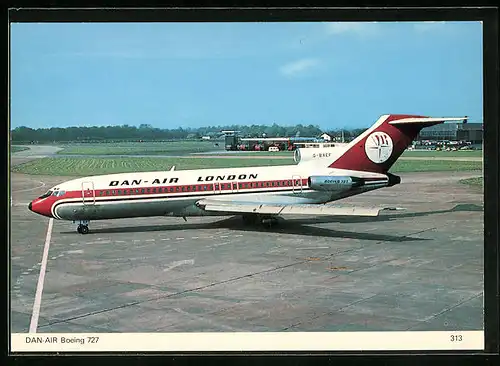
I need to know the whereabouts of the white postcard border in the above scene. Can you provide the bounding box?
[11,331,484,352]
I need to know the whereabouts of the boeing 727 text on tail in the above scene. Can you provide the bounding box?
[28,114,467,234]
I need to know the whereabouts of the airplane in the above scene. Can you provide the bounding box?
[28,114,467,234]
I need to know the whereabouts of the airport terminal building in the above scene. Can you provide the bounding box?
[417,122,483,143]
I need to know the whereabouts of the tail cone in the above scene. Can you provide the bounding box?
[387,173,401,187]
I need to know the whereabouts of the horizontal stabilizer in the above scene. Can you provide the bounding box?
[196,199,404,217]
[389,117,468,125]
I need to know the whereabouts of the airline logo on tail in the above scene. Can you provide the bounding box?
[364,131,393,164]
[329,114,468,174]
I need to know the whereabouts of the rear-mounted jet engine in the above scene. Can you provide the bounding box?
[307,176,363,191]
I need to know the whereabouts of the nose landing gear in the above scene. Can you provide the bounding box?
[74,220,90,234]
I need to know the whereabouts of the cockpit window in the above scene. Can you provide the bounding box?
[52,190,66,197]
[38,190,53,199]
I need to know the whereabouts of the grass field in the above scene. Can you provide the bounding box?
[199,151,293,156]
[11,157,295,176]
[200,150,483,158]
[54,141,484,159]
[459,176,483,188]
[11,156,483,177]
[401,150,482,158]
[391,160,481,173]
[56,141,221,156]
[10,146,29,153]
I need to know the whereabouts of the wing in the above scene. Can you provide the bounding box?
[196,199,403,217]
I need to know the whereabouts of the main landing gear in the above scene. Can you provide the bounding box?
[74,220,90,235]
[241,214,279,228]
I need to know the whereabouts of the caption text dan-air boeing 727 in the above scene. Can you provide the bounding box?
[28,114,467,234]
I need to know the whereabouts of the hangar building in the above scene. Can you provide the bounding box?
[417,122,483,143]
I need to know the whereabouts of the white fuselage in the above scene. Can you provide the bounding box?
[33,161,389,221]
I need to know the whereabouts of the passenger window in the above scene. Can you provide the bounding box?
[141,189,145,194]
[146,188,150,193]
[203,185,207,191]
[118,190,122,195]
[176,187,180,192]
[135,189,139,194]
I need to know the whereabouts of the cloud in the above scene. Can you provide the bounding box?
[324,22,381,37]
[279,58,321,77]
[413,21,447,33]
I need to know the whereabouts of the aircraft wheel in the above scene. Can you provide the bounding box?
[76,226,82,234]
[260,217,278,228]
[242,214,258,225]
[80,225,89,235]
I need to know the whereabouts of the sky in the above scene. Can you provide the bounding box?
[10,21,483,130]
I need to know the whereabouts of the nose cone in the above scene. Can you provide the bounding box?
[28,199,53,218]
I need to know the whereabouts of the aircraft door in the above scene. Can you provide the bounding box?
[213,183,222,194]
[82,181,95,205]
[292,175,302,194]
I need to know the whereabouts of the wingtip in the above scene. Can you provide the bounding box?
[380,207,406,211]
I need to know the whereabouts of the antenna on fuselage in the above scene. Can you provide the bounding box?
[170,166,176,171]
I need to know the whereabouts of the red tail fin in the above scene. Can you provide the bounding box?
[329,114,467,174]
